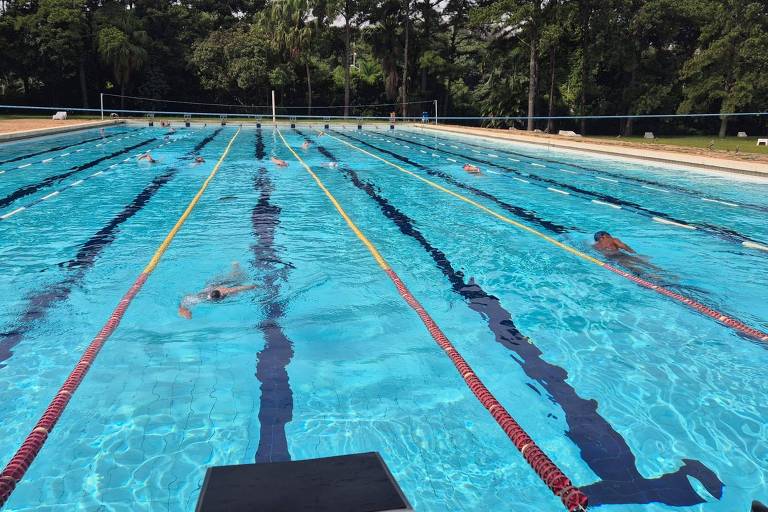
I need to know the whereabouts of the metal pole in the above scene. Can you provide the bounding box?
[434,99,438,125]
[271,90,276,125]
[100,93,104,121]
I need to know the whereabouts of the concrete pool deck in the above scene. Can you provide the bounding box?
[0,119,123,142]
[412,124,768,178]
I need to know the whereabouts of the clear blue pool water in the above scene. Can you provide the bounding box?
[0,124,766,511]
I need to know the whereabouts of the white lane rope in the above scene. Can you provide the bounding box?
[0,134,191,222]
[362,129,768,249]
[3,133,141,175]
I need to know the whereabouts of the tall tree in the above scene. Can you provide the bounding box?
[96,7,150,108]
[679,0,768,137]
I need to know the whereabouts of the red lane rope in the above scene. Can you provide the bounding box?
[0,275,147,506]
[0,128,241,509]
[384,268,589,511]
[603,265,768,342]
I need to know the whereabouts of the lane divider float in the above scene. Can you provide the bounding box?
[0,128,241,509]
[328,131,768,343]
[281,129,588,511]
[0,135,190,223]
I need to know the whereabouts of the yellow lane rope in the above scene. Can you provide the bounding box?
[326,131,605,266]
[143,128,241,273]
[276,130,390,270]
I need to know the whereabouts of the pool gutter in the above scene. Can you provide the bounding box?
[0,120,124,142]
[412,124,768,178]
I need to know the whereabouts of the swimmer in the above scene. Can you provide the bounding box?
[322,161,339,168]
[593,231,663,279]
[301,141,312,150]
[138,152,157,163]
[178,262,257,319]
[99,128,105,138]
[194,156,205,164]
[271,156,288,167]
[317,130,325,137]
[593,231,634,255]
[463,163,481,174]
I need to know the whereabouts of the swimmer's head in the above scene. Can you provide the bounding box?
[594,231,610,242]
[209,289,223,300]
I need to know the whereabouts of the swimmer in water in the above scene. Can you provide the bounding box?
[322,161,339,168]
[463,163,481,174]
[317,130,325,137]
[99,128,105,138]
[593,231,663,278]
[271,156,288,167]
[593,231,634,254]
[178,262,257,319]
[138,152,157,163]
[194,156,205,164]
[301,141,312,150]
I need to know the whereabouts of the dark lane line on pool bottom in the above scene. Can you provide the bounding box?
[0,128,136,167]
[375,131,768,250]
[252,129,294,463]
[331,130,574,235]
[299,130,724,507]
[0,129,224,366]
[0,136,159,210]
[404,129,768,214]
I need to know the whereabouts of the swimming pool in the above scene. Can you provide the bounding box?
[0,123,766,511]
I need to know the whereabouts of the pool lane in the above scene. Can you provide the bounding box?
[0,136,160,211]
[0,133,192,222]
[327,130,768,343]
[0,128,241,509]
[0,129,224,366]
[403,128,768,214]
[252,129,295,463]
[0,128,138,169]
[332,131,574,235]
[296,129,724,507]
[369,130,768,251]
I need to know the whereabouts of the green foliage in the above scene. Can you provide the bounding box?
[0,0,766,125]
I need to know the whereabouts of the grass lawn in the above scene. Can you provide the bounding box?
[593,135,768,155]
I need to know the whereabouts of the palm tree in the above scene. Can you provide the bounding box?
[97,17,149,109]
[267,0,315,115]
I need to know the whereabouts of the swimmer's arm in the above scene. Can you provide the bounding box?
[220,284,258,297]
[178,305,192,319]
[617,240,636,253]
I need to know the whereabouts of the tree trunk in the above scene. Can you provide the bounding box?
[545,46,556,133]
[306,61,312,117]
[526,26,539,131]
[402,0,409,118]
[344,10,351,118]
[79,56,89,108]
[719,115,728,138]
[623,116,633,137]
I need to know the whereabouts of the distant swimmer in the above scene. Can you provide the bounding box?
[99,128,105,138]
[178,262,257,319]
[593,231,634,254]
[138,152,157,163]
[301,141,312,150]
[271,156,288,167]
[322,161,338,168]
[317,131,325,137]
[463,163,481,174]
[194,156,205,164]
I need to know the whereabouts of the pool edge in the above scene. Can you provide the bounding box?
[0,120,125,143]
